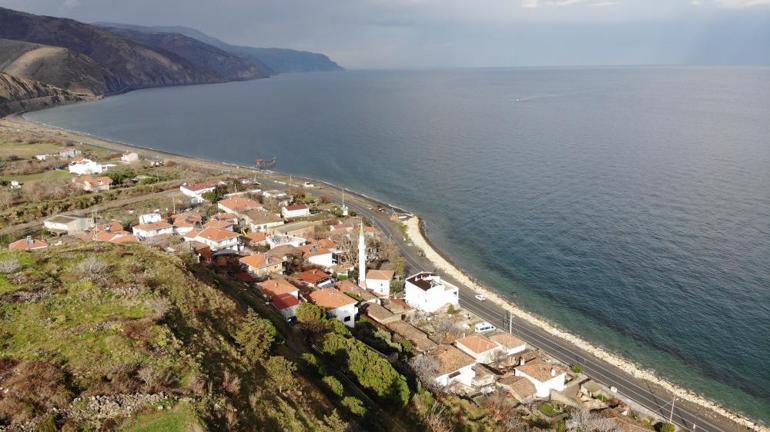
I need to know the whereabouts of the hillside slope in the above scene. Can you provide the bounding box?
[0,7,268,96]
[0,243,346,431]
[0,72,86,116]
[0,38,108,95]
[99,23,343,74]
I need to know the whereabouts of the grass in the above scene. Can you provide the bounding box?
[0,169,70,183]
[538,402,560,417]
[0,142,62,159]
[120,401,201,432]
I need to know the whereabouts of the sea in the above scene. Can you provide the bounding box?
[27,66,770,422]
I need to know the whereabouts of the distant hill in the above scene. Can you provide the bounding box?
[98,22,344,74]
[0,71,86,116]
[0,7,269,96]
[0,39,109,95]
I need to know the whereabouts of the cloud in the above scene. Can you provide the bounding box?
[715,0,770,7]
[521,0,620,8]
[61,0,79,8]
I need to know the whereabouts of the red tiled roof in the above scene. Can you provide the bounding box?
[366,269,394,281]
[240,253,277,269]
[195,227,239,242]
[219,197,262,212]
[272,293,300,310]
[285,204,308,211]
[258,278,299,297]
[296,269,331,284]
[308,288,357,309]
[8,238,48,251]
[455,334,499,354]
[133,221,172,231]
[183,181,216,192]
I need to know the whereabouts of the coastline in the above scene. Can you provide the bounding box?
[4,114,766,431]
[405,216,766,432]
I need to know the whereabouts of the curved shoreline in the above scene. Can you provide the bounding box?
[5,114,766,431]
[405,216,766,432]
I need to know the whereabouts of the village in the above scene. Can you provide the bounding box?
[0,136,669,432]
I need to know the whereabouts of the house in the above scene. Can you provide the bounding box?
[301,244,334,269]
[281,204,310,219]
[307,288,359,328]
[488,332,527,356]
[270,221,320,238]
[8,237,48,251]
[335,280,378,304]
[138,212,163,225]
[386,321,438,352]
[243,210,284,232]
[365,269,394,297]
[267,234,306,249]
[171,212,202,235]
[44,215,94,235]
[454,334,502,364]
[258,277,299,299]
[431,345,477,387]
[241,231,267,247]
[34,154,49,161]
[80,229,136,244]
[59,149,81,159]
[364,303,399,325]
[240,253,283,277]
[272,294,300,320]
[121,152,140,164]
[514,360,567,398]
[72,175,113,192]
[404,272,459,313]
[132,221,174,240]
[497,375,537,403]
[179,182,217,204]
[211,213,239,226]
[184,227,240,251]
[218,197,262,215]
[68,158,103,175]
[296,269,333,288]
[203,219,235,231]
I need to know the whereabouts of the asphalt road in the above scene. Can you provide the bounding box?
[297,178,747,432]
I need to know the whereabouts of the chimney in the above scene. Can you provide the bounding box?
[519,357,526,366]
[550,368,556,377]
[26,236,32,248]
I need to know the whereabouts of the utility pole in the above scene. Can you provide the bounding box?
[508,311,513,334]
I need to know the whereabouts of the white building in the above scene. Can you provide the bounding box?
[281,204,311,219]
[454,334,502,364]
[432,345,476,387]
[404,272,459,313]
[138,212,163,225]
[488,332,527,356]
[132,221,174,239]
[184,227,240,251]
[308,288,359,328]
[514,360,566,398]
[68,158,104,175]
[44,215,94,234]
[302,244,334,269]
[179,182,217,204]
[266,234,306,249]
[271,294,300,320]
[121,152,140,164]
[365,269,394,297]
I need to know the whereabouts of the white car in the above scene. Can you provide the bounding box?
[474,294,486,301]
[474,322,496,333]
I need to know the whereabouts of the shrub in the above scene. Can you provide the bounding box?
[0,259,20,274]
[660,423,676,432]
[321,375,344,398]
[75,256,107,276]
[320,332,410,407]
[538,402,559,417]
[265,356,298,394]
[570,364,583,374]
[342,396,367,416]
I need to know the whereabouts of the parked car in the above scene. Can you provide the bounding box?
[474,322,496,333]
[475,293,486,301]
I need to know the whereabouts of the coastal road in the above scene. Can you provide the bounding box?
[297,178,747,432]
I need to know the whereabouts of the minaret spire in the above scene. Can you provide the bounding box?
[358,222,366,287]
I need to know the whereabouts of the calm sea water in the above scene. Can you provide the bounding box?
[28,67,770,421]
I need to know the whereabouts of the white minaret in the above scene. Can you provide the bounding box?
[358,223,366,287]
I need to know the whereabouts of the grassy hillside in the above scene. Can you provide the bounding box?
[0,38,108,95]
[0,243,346,431]
[0,72,85,116]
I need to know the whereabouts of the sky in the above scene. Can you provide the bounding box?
[1,0,769,68]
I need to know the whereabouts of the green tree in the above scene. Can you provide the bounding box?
[322,375,344,398]
[296,302,326,323]
[106,168,135,185]
[320,332,410,407]
[342,396,367,417]
[320,410,348,432]
[235,310,276,364]
[660,423,676,432]
[265,355,298,394]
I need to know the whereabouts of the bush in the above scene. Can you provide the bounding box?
[570,364,582,374]
[319,332,410,407]
[322,375,344,398]
[538,402,559,417]
[0,259,20,274]
[342,396,367,416]
[660,423,676,432]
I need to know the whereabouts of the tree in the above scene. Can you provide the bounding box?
[659,423,676,432]
[322,375,344,398]
[567,409,621,432]
[264,356,298,394]
[433,317,462,343]
[320,410,349,432]
[296,302,326,323]
[410,355,439,391]
[235,310,276,364]
[342,396,367,416]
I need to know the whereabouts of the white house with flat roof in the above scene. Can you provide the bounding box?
[44,215,95,235]
[68,158,104,175]
[514,360,566,398]
[404,272,459,313]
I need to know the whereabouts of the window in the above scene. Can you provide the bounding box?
[448,371,461,379]
[344,316,351,322]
